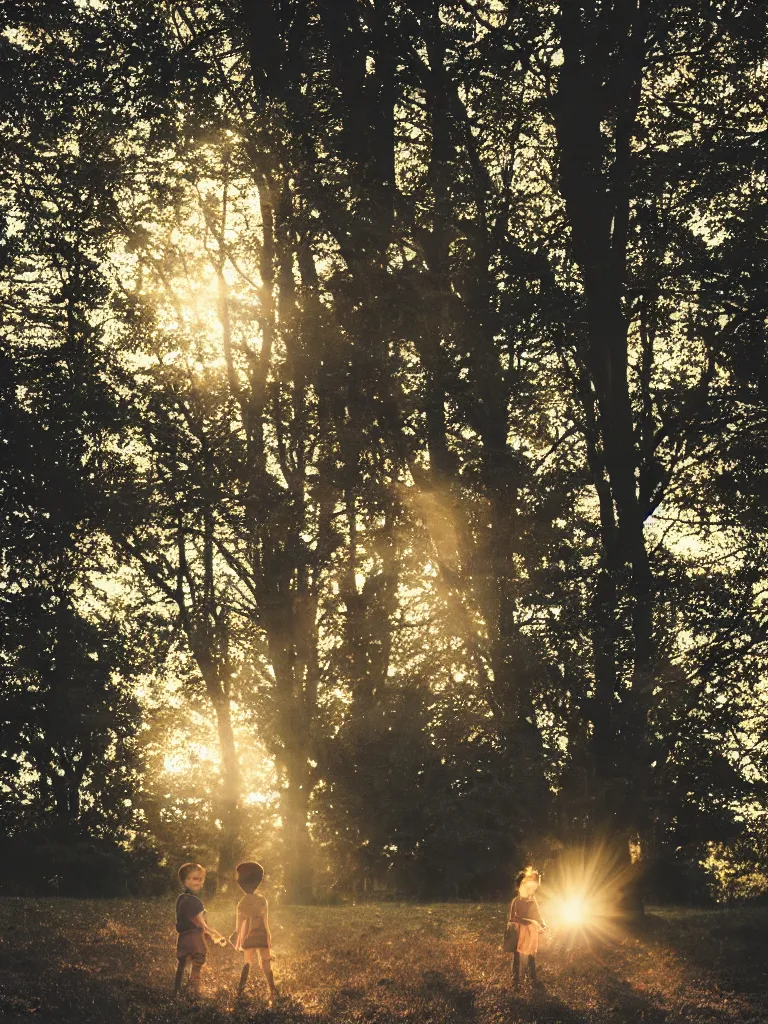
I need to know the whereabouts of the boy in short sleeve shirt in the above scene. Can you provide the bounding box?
[173,862,226,997]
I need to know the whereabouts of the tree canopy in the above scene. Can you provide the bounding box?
[1,0,766,901]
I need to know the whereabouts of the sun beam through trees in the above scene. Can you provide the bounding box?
[0,0,767,906]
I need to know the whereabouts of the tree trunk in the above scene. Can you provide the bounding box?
[553,2,655,837]
[281,756,314,904]
[210,692,242,886]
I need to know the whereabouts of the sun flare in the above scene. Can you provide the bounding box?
[543,844,640,947]
[558,895,587,927]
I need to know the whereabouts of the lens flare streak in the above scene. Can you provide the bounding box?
[542,844,640,949]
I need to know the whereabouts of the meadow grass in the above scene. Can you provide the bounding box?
[0,898,765,1023]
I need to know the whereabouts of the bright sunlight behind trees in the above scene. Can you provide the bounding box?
[1,0,766,904]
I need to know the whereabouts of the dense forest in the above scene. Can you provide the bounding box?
[1,0,766,902]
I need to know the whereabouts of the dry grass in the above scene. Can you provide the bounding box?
[0,898,766,1023]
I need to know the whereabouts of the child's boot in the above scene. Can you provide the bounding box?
[173,958,187,997]
[512,951,521,991]
[264,965,277,1004]
[528,955,544,993]
[188,962,202,998]
[237,964,250,998]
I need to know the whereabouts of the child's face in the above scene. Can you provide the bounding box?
[185,870,205,894]
[520,875,539,898]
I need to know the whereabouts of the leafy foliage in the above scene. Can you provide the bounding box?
[0,1,766,898]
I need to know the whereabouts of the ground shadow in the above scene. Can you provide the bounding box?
[489,932,673,1024]
[0,973,336,1024]
[321,966,479,1024]
[496,990,592,1024]
[633,911,768,1017]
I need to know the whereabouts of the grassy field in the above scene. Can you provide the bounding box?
[0,898,766,1023]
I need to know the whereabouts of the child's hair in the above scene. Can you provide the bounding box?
[178,862,206,885]
[236,861,264,893]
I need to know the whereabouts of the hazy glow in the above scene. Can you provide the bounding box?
[163,742,218,774]
[543,844,638,948]
[558,895,587,927]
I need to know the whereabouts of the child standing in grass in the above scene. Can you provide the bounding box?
[231,861,277,1003]
[506,867,547,991]
[173,862,226,998]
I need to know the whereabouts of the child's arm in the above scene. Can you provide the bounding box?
[510,900,543,928]
[230,897,246,948]
[263,906,272,947]
[510,899,527,924]
[531,898,547,930]
[235,915,250,949]
[191,912,226,944]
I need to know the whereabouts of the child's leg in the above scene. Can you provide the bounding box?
[512,951,521,988]
[188,961,203,997]
[237,963,250,997]
[258,949,277,1001]
[528,954,539,987]
[173,957,187,996]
